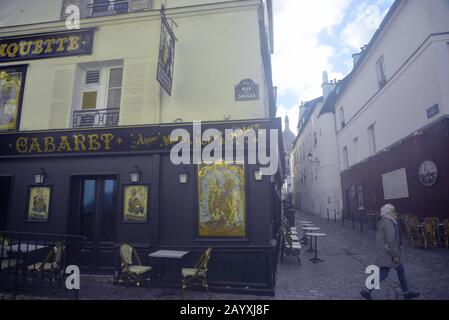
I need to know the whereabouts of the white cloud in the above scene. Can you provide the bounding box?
[273,0,352,133]
[273,0,352,101]
[340,2,390,50]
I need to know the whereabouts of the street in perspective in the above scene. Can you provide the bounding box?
[0,0,448,306]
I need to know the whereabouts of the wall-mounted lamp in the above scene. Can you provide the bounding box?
[178,167,189,184]
[174,118,183,124]
[254,170,263,181]
[34,168,46,184]
[129,166,141,183]
[307,152,320,164]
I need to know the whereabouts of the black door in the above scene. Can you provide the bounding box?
[0,177,12,231]
[72,176,118,273]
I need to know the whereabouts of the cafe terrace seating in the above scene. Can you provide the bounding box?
[117,243,152,288]
[181,247,212,300]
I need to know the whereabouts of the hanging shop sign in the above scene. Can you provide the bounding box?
[0,29,94,63]
[418,160,438,188]
[235,79,259,101]
[157,5,177,96]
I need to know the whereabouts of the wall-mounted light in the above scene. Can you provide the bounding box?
[129,166,141,183]
[254,170,263,181]
[178,167,189,184]
[174,118,183,124]
[34,168,46,184]
[307,152,320,164]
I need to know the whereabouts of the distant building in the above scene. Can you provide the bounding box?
[282,115,295,197]
[332,0,449,220]
[290,72,343,219]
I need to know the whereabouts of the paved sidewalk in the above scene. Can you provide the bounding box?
[2,211,448,300]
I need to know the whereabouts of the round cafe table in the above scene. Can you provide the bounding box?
[307,233,327,264]
[298,223,314,243]
[302,227,321,252]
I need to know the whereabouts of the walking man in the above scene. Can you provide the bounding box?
[361,204,420,300]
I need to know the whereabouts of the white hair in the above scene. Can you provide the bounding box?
[380,204,396,217]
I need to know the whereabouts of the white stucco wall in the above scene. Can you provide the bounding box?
[336,0,449,170]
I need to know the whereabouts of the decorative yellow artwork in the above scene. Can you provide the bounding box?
[0,66,26,131]
[123,185,148,223]
[198,161,246,238]
[27,186,51,222]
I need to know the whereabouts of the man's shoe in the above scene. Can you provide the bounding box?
[404,291,420,300]
[360,289,373,300]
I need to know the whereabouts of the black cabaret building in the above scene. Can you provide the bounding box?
[0,0,284,295]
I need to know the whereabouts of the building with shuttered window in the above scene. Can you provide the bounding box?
[0,0,283,295]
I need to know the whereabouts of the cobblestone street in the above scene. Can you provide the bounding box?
[2,211,448,301]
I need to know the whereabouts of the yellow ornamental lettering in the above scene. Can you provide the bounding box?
[44,39,56,53]
[55,37,68,53]
[88,134,101,151]
[57,136,72,152]
[67,36,80,52]
[28,138,43,153]
[32,40,44,55]
[0,43,8,57]
[16,137,28,154]
[19,41,33,56]
[7,43,19,57]
[44,137,56,153]
[101,133,114,151]
[73,134,87,151]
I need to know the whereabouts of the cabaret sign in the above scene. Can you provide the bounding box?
[0,29,94,63]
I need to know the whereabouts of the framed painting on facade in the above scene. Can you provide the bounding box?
[198,161,246,238]
[122,184,149,223]
[26,185,52,223]
[0,65,27,131]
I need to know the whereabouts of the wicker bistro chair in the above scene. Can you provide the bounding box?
[181,247,212,300]
[422,217,439,249]
[118,244,152,288]
[280,228,301,265]
[27,242,65,282]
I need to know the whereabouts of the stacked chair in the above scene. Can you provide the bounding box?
[280,216,301,264]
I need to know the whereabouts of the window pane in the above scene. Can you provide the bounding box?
[82,91,97,109]
[93,0,109,13]
[109,68,123,88]
[81,180,96,240]
[107,88,121,109]
[101,179,118,242]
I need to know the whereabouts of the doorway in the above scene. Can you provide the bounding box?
[0,176,12,231]
[70,176,118,273]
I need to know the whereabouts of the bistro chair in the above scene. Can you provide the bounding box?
[422,217,439,249]
[117,243,152,288]
[406,217,424,248]
[27,242,65,282]
[280,228,301,265]
[443,220,449,249]
[181,247,212,300]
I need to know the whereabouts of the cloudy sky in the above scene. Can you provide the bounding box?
[273,0,395,133]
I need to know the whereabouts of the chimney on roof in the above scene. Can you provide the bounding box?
[322,71,337,101]
[352,45,367,68]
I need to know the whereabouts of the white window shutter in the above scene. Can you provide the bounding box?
[49,66,76,129]
[120,62,146,125]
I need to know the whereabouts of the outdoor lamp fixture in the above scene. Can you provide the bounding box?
[178,167,189,184]
[254,170,263,181]
[34,168,46,184]
[307,152,320,164]
[130,166,141,183]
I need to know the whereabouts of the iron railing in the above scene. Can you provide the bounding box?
[72,108,120,128]
[89,0,130,16]
[0,231,86,298]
